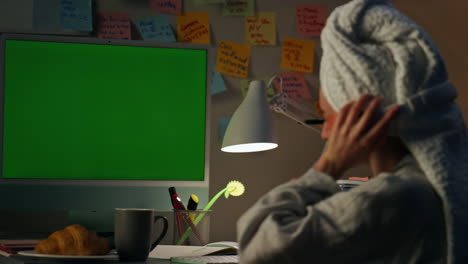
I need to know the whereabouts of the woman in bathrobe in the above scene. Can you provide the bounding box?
[237,0,468,263]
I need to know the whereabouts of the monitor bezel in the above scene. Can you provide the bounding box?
[0,33,211,188]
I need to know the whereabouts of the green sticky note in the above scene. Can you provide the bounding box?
[60,0,93,31]
[240,78,276,100]
[136,15,176,42]
[193,0,226,5]
[222,0,255,16]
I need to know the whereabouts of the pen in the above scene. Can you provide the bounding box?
[169,187,186,210]
[187,194,199,221]
[304,119,325,125]
[169,187,186,244]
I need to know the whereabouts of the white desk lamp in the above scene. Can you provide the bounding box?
[221,80,278,153]
[221,77,324,153]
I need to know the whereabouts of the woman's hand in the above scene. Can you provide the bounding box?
[313,95,400,179]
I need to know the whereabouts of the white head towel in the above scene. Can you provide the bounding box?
[320,0,468,263]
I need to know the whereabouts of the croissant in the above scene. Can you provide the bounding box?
[34,224,111,256]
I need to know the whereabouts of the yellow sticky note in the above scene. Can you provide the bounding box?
[176,12,210,44]
[245,12,276,46]
[280,38,315,73]
[216,41,251,78]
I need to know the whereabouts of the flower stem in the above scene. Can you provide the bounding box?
[176,187,228,245]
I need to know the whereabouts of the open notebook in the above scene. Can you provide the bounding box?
[150,241,238,260]
[170,255,238,264]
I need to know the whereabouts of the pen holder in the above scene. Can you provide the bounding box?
[173,209,212,246]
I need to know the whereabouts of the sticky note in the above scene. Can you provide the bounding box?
[33,0,62,31]
[245,12,276,46]
[60,0,92,31]
[136,15,176,42]
[211,71,227,95]
[296,4,328,37]
[273,72,311,100]
[216,41,251,78]
[149,0,182,15]
[176,13,210,44]
[222,0,255,16]
[218,117,231,142]
[97,13,131,40]
[193,0,226,4]
[240,78,276,100]
[280,38,315,73]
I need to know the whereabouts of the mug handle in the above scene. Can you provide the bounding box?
[151,216,168,250]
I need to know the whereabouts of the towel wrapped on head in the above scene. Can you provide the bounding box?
[320,0,468,262]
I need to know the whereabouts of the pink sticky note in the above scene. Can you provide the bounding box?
[149,0,182,15]
[273,72,311,100]
[296,4,328,37]
[97,13,131,40]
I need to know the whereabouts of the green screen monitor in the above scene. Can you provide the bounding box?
[0,34,211,216]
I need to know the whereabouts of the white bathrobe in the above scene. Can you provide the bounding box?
[319,0,468,262]
[237,156,446,263]
[238,0,468,263]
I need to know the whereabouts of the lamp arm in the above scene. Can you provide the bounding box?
[267,75,323,134]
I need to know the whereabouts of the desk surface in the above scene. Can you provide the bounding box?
[1,255,170,264]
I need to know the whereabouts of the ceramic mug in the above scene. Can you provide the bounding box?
[114,208,168,261]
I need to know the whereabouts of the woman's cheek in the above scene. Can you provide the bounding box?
[321,115,336,140]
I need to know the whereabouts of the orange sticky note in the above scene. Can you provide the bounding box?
[149,0,182,15]
[280,38,315,73]
[97,13,131,40]
[216,41,251,78]
[176,12,210,44]
[296,4,328,37]
[245,12,276,46]
[273,72,311,100]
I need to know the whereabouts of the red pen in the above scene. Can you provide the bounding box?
[169,187,186,244]
[0,244,16,256]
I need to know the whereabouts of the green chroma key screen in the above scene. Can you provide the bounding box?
[2,40,207,181]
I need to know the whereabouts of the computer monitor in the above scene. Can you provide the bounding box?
[0,34,211,231]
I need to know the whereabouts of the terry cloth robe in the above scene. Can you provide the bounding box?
[319,0,468,263]
[237,156,446,264]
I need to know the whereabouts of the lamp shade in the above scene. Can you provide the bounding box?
[221,80,278,153]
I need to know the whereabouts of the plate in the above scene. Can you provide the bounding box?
[17,250,119,260]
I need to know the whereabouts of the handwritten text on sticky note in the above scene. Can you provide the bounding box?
[216,41,251,78]
[97,13,131,40]
[60,0,93,31]
[280,38,315,73]
[222,0,255,16]
[149,0,182,15]
[137,15,175,42]
[245,12,276,46]
[273,72,311,100]
[193,0,226,5]
[296,4,327,37]
[177,13,210,44]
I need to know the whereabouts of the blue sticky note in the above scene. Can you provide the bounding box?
[218,117,231,141]
[60,0,93,31]
[211,71,227,95]
[136,15,176,42]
